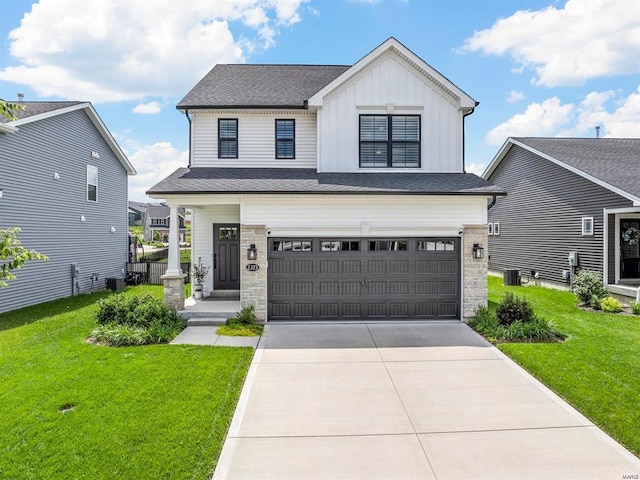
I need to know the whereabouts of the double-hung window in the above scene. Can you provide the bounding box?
[87,165,98,202]
[360,114,420,168]
[275,119,295,159]
[218,119,238,158]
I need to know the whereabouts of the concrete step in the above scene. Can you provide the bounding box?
[179,310,236,320]
[209,290,240,299]
[186,317,228,326]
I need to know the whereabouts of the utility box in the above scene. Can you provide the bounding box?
[503,269,521,286]
[71,264,80,278]
[105,276,125,291]
[568,251,579,267]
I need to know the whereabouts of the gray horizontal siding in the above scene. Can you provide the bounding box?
[487,145,631,284]
[0,109,128,314]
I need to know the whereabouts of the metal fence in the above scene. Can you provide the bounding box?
[127,262,191,285]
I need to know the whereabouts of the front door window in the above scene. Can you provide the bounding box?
[620,219,640,279]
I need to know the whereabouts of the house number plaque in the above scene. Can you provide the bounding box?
[246,263,260,271]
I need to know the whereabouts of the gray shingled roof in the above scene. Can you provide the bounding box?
[512,137,640,199]
[147,168,505,196]
[0,101,84,122]
[177,65,350,109]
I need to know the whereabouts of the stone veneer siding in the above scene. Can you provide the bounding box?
[462,224,488,320]
[161,273,187,311]
[240,225,268,322]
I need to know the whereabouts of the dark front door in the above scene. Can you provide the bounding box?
[620,219,640,279]
[214,224,240,290]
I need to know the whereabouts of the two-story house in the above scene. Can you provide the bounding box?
[148,37,504,321]
[0,101,136,314]
[142,204,187,243]
[128,200,148,226]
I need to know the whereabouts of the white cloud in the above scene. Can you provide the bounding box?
[461,0,640,86]
[487,87,640,144]
[132,101,162,115]
[465,162,487,176]
[0,0,310,102]
[125,141,188,201]
[505,90,525,103]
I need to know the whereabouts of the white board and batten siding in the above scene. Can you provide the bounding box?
[191,111,316,168]
[317,51,464,173]
[0,109,129,314]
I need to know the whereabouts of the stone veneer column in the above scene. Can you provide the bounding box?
[462,224,488,321]
[161,273,187,311]
[240,225,267,322]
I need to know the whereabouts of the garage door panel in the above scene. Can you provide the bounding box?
[268,237,460,321]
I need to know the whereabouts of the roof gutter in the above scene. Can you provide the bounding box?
[462,101,479,173]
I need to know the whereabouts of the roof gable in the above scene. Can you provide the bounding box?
[308,37,476,110]
[483,137,640,203]
[2,102,136,175]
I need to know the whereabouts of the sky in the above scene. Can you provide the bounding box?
[1,0,638,201]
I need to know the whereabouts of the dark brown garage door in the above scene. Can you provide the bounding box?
[268,237,460,321]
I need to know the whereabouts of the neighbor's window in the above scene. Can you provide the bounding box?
[218,119,238,158]
[87,165,98,202]
[582,217,594,236]
[494,222,500,236]
[488,223,494,236]
[360,115,420,168]
[275,119,295,159]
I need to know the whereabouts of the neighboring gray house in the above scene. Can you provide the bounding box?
[143,204,186,243]
[0,101,136,314]
[483,137,640,297]
[128,201,148,226]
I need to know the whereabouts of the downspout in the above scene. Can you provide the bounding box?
[185,109,192,168]
[462,101,479,173]
[488,194,497,210]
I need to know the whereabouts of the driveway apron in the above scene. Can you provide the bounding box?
[213,322,640,480]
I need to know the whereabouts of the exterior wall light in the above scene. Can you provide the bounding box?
[110,226,116,233]
[472,243,484,259]
[247,243,258,261]
[80,215,86,223]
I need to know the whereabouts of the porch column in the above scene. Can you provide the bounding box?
[161,205,186,311]
[166,206,182,276]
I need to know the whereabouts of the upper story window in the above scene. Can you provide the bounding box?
[218,119,238,158]
[275,119,295,159]
[360,115,420,168]
[87,165,98,202]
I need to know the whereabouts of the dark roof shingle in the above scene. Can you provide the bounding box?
[177,65,350,109]
[0,101,84,122]
[512,137,640,199]
[147,168,505,196]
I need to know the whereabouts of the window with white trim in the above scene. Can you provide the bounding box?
[87,165,97,202]
[359,115,420,168]
[493,222,500,236]
[582,217,594,236]
[488,223,494,236]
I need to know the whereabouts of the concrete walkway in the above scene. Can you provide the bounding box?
[213,322,640,479]
[171,326,260,348]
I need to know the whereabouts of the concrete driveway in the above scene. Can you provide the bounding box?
[213,322,640,479]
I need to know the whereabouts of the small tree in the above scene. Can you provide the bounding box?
[0,99,25,121]
[0,228,48,287]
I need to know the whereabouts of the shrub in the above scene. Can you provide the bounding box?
[226,305,257,326]
[468,304,563,343]
[572,270,609,304]
[590,294,602,310]
[600,296,623,313]
[496,292,535,326]
[93,293,185,346]
[631,301,640,315]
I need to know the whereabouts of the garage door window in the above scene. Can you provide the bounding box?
[272,240,312,252]
[321,240,360,252]
[369,240,407,251]
[417,240,455,251]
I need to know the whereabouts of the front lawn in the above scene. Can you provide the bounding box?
[0,286,253,479]
[488,276,640,457]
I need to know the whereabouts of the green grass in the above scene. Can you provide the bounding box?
[488,276,640,457]
[217,324,264,336]
[158,248,191,264]
[0,286,254,479]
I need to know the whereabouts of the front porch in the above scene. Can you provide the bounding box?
[179,293,241,326]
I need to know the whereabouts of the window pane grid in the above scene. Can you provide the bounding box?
[218,119,238,158]
[276,119,295,159]
[360,115,420,168]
